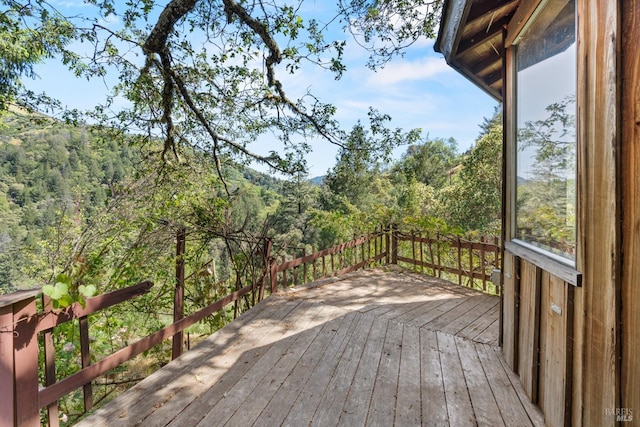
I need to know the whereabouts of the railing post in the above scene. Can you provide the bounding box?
[411,231,416,270]
[391,224,398,265]
[385,228,391,264]
[0,299,16,427]
[270,259,278,293]
[79,315,93,410]
[457,237,463,286]
[1,290,41,427]
[172,226,186,360]
[259,239,272,302]
[41,295,59,426]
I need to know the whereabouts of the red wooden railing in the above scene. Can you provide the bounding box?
[0,226,500,426]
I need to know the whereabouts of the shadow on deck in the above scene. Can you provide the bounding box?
[76,269,543,427]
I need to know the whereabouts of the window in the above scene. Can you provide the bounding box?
[514,0,576,262]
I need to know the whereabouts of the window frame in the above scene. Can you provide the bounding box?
[505,0,582,287]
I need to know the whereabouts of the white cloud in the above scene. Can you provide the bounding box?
[366,56,452,86]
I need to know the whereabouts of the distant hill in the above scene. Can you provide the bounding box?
[309,176,324,186]
[0,110,285,293]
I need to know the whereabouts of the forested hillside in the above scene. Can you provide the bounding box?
[0,110,134,291]
[0,108,502,296]
[0,109,285,293]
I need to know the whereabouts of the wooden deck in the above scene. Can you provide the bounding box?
[77,269,544,427]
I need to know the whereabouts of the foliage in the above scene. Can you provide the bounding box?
[323,120,419,213]
[0,1,75,110]
[394,136,458,189]
[516,95,576,255]
[0,0,443,179]
[438,110,502,235]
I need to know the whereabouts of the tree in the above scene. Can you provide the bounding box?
[323,118,419,212]
[394,136,459,189]
[0,0,443,176]
[516,95,576,252]
[0,1,75,110]
[439,111,502,234]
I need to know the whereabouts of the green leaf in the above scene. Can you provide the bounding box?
[43,281,69,300]
[58,294,73,308]
[79,284,97,298]
[42,284,55,297]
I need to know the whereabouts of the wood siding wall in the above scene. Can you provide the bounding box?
[505,257,575,426]
[577,1,621,425]
[621,0,640,420]
[501,1,626,425]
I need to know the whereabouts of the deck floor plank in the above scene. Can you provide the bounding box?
[475,342,537,426]
[424,294,492,333]
[278,309,360,426]
[455,336,505,427]
[408,296,470,328]
[80,297,302,427]
[77,269,541,427]
[337,315,389,426]
[366,319,403,426]
[233,309,356,427]
[309,313,375,426]
[389,296,451,324]
[420,328,448,426]
[180,303,341,427]
[456,300,500,342]
[438,295,499,336]
[221,306,345,426]
[474,318,500,345]
[438,331,476,426]
[394,324,422,426]
[494,345,545,426]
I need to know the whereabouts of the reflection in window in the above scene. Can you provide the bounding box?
[515,0,576,261]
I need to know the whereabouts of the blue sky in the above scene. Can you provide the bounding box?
[24,2,499,177]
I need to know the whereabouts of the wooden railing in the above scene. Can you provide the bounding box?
[394,231,501,294]
[0,226,499,426]
[269,229,390,291]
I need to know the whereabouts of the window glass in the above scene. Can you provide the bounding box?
[515,0,576,261]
